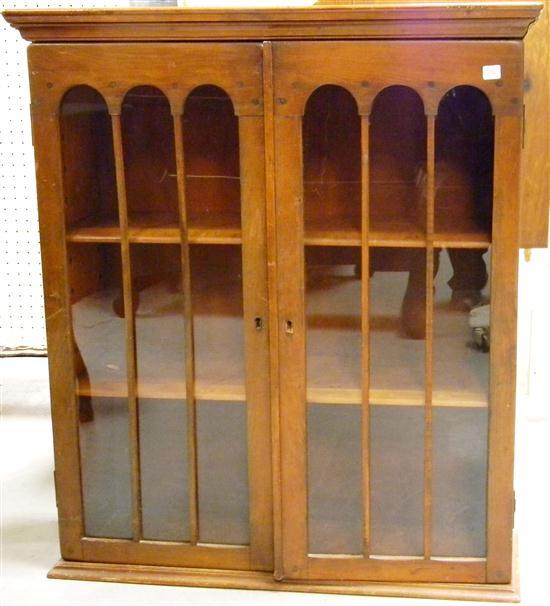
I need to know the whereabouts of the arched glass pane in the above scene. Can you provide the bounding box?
[369,85,427,240]
[122,86,178,230]
[368,86,427,556]
[61,85,117,231]
[61,87,131,539]
[303,85,363,555]
[184,86,249,545]
[432,86,493,557]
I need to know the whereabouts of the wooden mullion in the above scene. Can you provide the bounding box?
[360,114,371,557]
[423,114,436,559]
[111,113,142,541]
[173,112,199,546]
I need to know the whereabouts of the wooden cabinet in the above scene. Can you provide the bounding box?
[3,1,546,601]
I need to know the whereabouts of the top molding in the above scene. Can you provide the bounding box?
[2,2,543,43]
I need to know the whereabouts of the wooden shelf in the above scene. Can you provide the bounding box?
[67,213,490,249]
[66,212,242,245]
[304,216,490,249]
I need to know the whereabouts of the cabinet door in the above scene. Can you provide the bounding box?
[273,41,522,584]
[29,43,272,571]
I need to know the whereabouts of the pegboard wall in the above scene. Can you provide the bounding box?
[0,1,139,352]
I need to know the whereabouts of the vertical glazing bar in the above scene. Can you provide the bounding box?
[360,115,371,556]
[111,113,142,541]
[173,112,199,546]
[424,114,436,559]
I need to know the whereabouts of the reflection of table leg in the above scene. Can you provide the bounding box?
[79,396,94,423]
[73,339,94,423]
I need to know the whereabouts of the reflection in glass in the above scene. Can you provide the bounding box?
[69,243,127,393]
[369,249,425,555]
[369,248,426,397]
[130,244,186,395]
[191,245,245,395]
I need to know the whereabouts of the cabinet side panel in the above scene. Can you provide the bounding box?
[521,8,549,248]
[486,115,521,583]
[28,61,84,559]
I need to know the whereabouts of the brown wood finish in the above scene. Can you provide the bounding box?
[521,2,549,247]
[30,104,85,562]
[4,1,544,599]
[172,112,199,547]
[423,114,436,560]
[360,115,371,555]
[111,113,143,542]
[3,2,541,42]
[48,546,520,602]
[487,114,522,584]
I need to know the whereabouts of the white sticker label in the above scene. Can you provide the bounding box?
[482,64,502,80]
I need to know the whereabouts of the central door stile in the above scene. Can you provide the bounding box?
[239,113,274,572]
[275,110,308,580]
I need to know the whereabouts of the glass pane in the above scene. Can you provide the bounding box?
[369,248,426,556]
[68,243,127,394]
[70,243,131,538]
[197,401,249,544]
[435,86,494,240]
[60,86,117,231]
[432,86,493,557]
[122,86,178,230]
[370,86,427,239]
[79,397,132,539]
[130,244,186,396]
[191,245,245,396]
[139,399,189,542]
[184,86,241,234]
[308,404,363,555]
[370,406,424,556]
[370,248,426,395]
[302,86,363,555]
[303,85,361,238]
[433,249,491,404]
[432,408,488,556]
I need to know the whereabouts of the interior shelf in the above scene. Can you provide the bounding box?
[66,212,242,245]
[67,213,489,249]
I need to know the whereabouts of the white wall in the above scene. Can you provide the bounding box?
[1,0,548,409]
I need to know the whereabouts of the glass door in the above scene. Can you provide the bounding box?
[273,41,522,583]
[47,42,272,570]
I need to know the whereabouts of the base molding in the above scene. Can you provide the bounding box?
[48,558,520,603]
